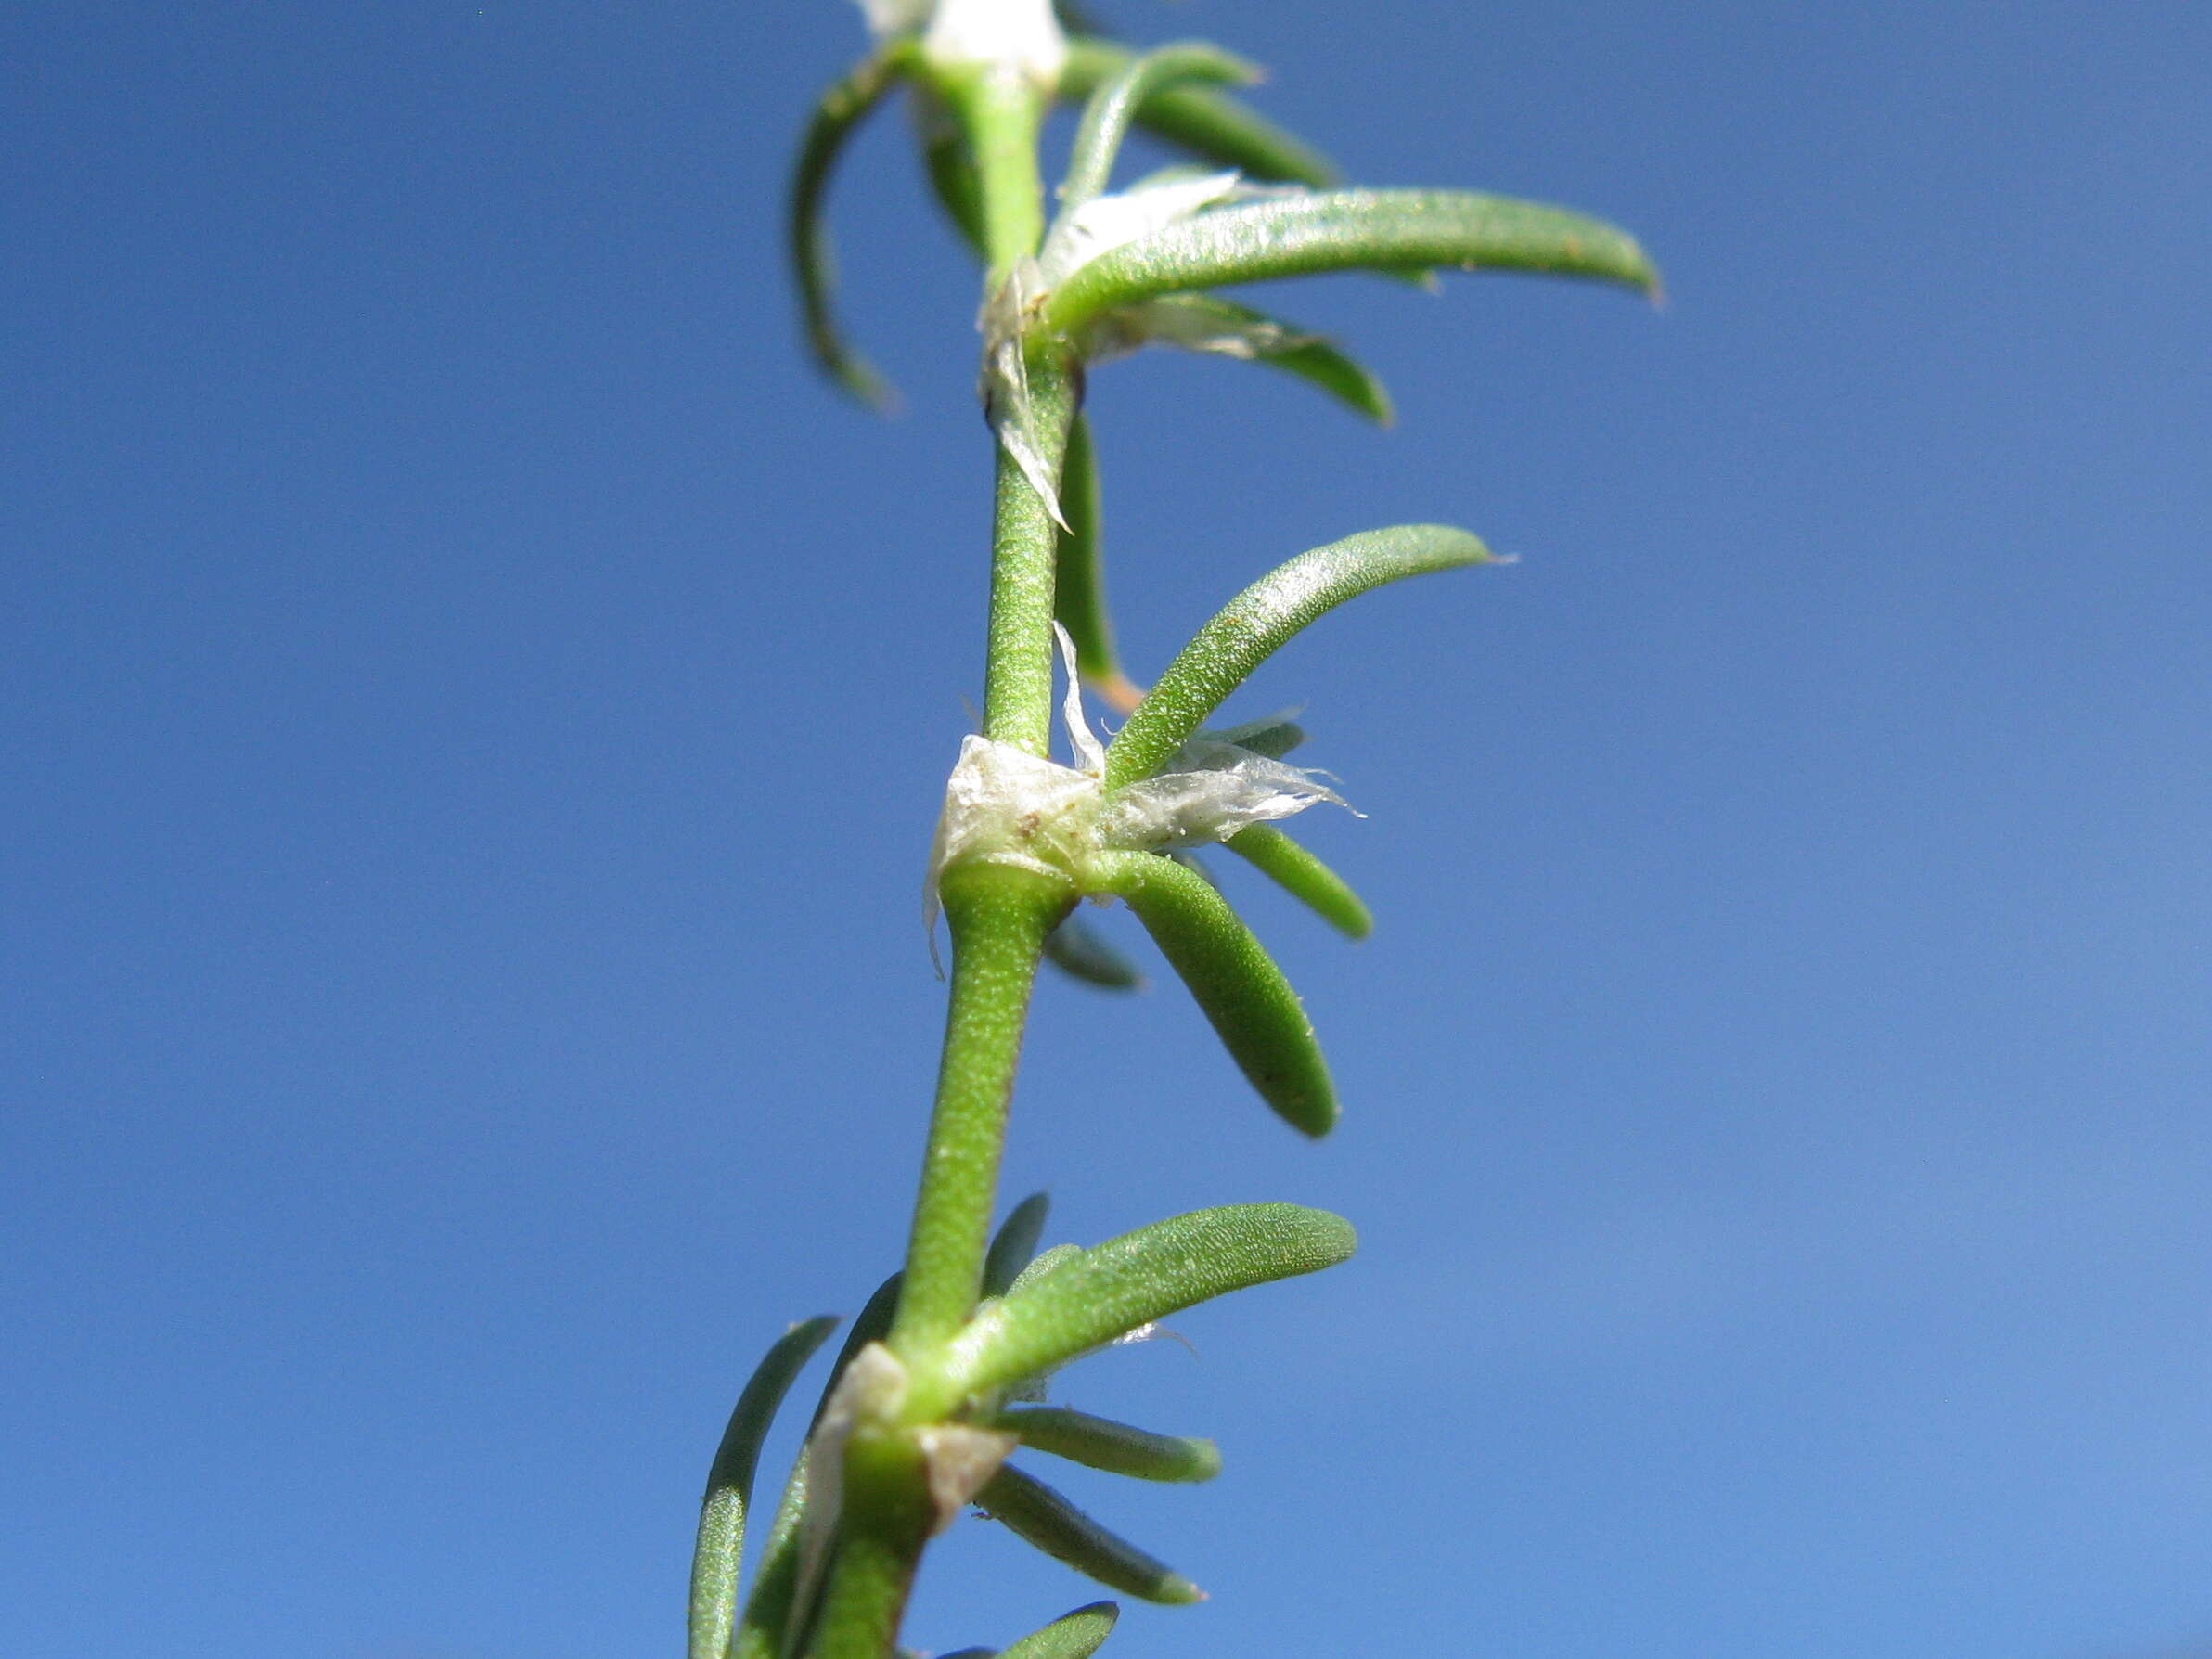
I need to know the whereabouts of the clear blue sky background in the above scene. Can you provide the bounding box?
[6,3,2208,1656]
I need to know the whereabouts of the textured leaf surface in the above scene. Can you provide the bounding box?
[1092,850,1336,1135]
[996,1405,1222,1482]
[947,1202,1356,1395]
[688,1316,838,1659]
[1042,188,1659,340]
[1000,1601,1120,1659]
[978,1466,1203,1603]
[1104,524,1490,790]
[1223,825,1373,939]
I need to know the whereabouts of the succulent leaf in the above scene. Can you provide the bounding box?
[1043,911,1146,991]
[1061,43,1257,212]
[791,47,913,407]
[1060,38,1337,186]
[688,1315,840,1659]
[983,1192,1054,1297]
[1041,187,1660,341]
[945,1202,1356,1395]
[977,1465,1203,1603]
[999,1601,1120,1659]
[1090,849,1335,1132]
[995,1405,1222,1482]
[1222,825,1373,940]
[1103,523,1490,790]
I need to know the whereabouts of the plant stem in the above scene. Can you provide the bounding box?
[981,354,1075,757]
[807,62,1072,1659]
[890,864,1066,1370]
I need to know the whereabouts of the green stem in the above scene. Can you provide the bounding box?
[891,865,1067,1367]
[939,66,1048,285]
[982,354,1076,757]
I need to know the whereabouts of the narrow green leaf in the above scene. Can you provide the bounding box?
[946,1202,1357,1396]
[1008,1242,1084,1294]
[1043,912,1146,992]
[1060,38,1337,187]
[919,94,990,256]
[729,1454,812,1659]
[1061,44,1256,212]
[689,1316,840,1659]
[1041,188,1660,341]
[983,1192,1053,1298]
[977,1466,1203,1604]
[1001,1601,1121,1659]
[1104,294,1393,424]
[1222,825,1373,940]
[995,1406,1222,1483]
[805,1270,904,1433]
[1051,414,1141,710]
[790,47,909,409]
[1103,523,1491,790]
[1090,849,1334,1134]
[1214,714,1306,759]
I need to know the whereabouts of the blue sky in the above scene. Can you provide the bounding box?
[5,3,2209,1656]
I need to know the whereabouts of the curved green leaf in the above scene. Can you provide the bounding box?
[805,1270,904,1433]
[790,47,910,408]
[918,90,989,256]
[689,1315,839,1659]
[1099,294,1392,423]
[1001,1601,1120,1659]
[1090,850,1334,1133]
[1041,188,1659,341]
[978,1466,1202,1604]
[946,1202,1356,1395]
[995,1405,1222,1483]
[1061,43,1256,212]
[1051,414,1140,709]
[1103,523,1490,789]
[1008,1242,1084,1294]
[983,1192,1053,1298]
[1222,825,1373,940]
[1043,912,1145,992]
[1060,38,1336,187]
[729,1454,812,1659]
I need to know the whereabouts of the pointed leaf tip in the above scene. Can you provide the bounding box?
[979,1466,1203,1604]
[1104,522,1490,791]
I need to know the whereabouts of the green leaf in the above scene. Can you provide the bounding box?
[1043,912,1146,992]
[945,1202,1356,1395]
[1041,188,1660,341]
[805,1270,904,1432]
[1214,713,1307,759]
[689,1316,839,1659]
[1008,1242,1084,1293]
[789,47,910,409]
[1105,294,1394,424]
[1051,414,1141,710]
[918,92,989,256]
[1222,825,1373,940]
[977,1466,1203,1604]
[1060,37,1337,187]
[1000,1601,1120,1659]
[1061,43,1256,211]
[983,1192,1053,1298]
[1089,850,1334,1134]
[1103,523,1491,790]
[995,1406,1222,1483]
